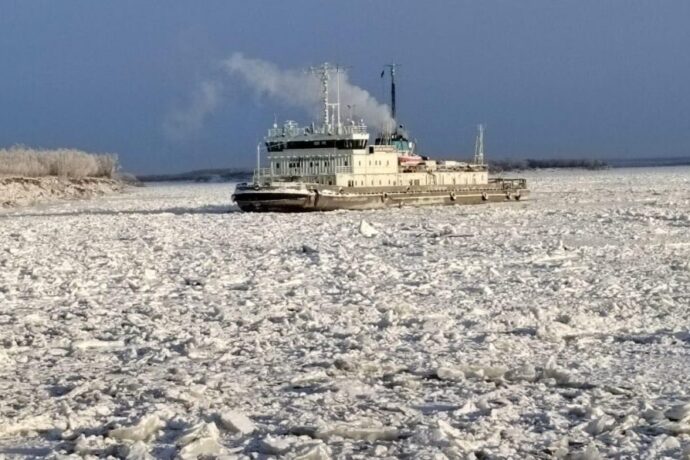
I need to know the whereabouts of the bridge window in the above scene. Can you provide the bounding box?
[344,160,348,166]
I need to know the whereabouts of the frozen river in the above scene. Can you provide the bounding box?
[1,168,689,458]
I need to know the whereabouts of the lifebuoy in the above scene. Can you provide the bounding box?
[481,192,488,201]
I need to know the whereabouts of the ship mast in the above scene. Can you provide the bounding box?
[310,63,349,133]
[474,124,485,165]
[310,63,332,130]
[334,65,350,134]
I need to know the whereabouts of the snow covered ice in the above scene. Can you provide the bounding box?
[0,168,689,458]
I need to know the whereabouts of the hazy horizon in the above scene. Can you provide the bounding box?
[2,1,689,174]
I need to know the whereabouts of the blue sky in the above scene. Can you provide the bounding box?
[1,1,689,173]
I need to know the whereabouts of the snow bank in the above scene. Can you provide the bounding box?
[0,176,124,208]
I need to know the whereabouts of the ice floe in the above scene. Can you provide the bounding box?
[1,169,689,457]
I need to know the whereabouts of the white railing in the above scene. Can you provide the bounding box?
[267,123,368,139]
[254,166,351,183]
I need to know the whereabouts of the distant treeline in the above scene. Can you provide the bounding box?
[0,146,118,178]
[137,168,252,183]
[489,158,609,172]
[607,156,690,168]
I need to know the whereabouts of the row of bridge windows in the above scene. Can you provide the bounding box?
[274,159,349,169]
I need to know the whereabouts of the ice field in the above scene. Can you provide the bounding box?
[1,167,689,459]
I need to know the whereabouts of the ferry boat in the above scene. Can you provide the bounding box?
[232,63,528,212]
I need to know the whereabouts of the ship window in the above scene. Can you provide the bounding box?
[369,146,374,153]
[345,160,348,166]
[387,161,389,166]
[379,180,382,185]
[358,161,361,166]
[310,162,313,167]
[368,161,371,166]
[275,162,280,169]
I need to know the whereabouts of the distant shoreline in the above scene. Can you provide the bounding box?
[136,156,690,183]
[137,169,252,183]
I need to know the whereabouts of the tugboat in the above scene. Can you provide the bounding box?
[232,63,528,212]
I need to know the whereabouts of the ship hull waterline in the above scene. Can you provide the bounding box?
[232,185,529,212]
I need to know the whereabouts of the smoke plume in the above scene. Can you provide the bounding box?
[164,53,395,140]
[163,81,222,140]
[222,53,395,131]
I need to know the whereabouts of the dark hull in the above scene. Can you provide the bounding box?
[233,183,529,212]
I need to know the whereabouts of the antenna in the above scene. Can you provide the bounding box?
[383,64,400,120]
[474,124,485,165]
[333,64,351,133]
[255,143,261,184]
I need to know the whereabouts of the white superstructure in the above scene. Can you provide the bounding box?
[255,63,488,190]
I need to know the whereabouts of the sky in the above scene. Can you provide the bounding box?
[1,1,689,174]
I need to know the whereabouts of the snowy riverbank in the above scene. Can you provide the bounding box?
[0,168,689,458]
[0,176,125,208]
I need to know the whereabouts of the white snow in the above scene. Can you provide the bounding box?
[0,168,689,458]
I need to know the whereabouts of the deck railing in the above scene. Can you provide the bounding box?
[267,124,367,139]
[254,166,351,184]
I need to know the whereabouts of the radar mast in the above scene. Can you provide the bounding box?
[309,63,332,129]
